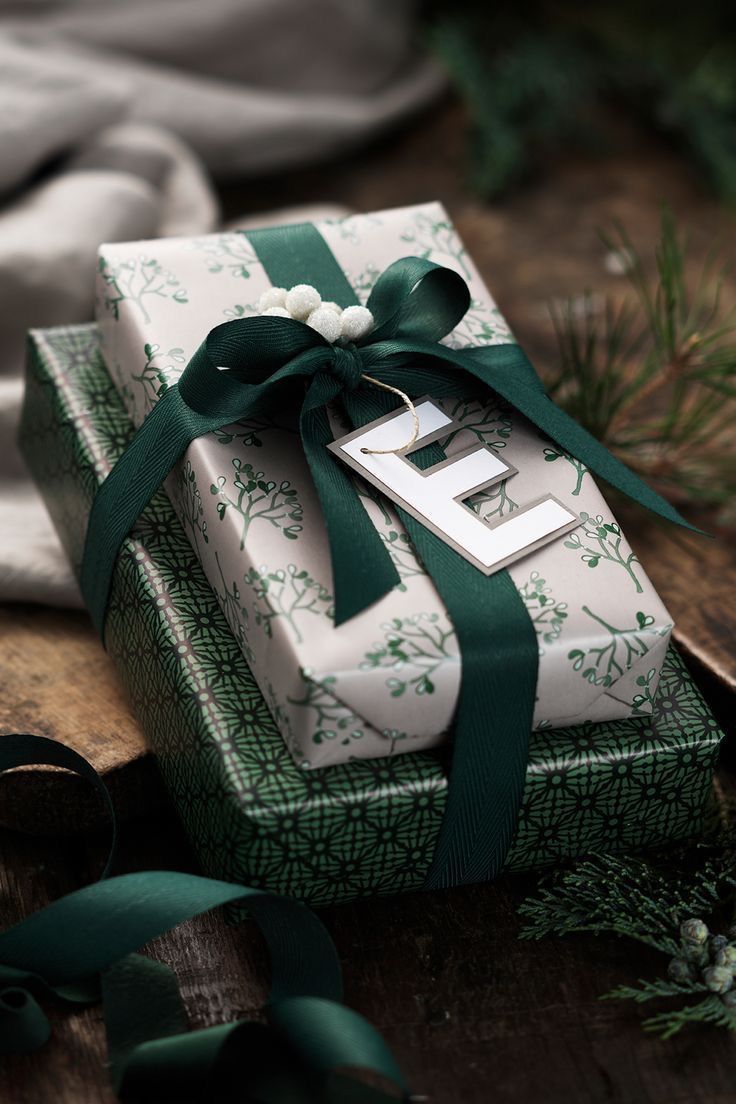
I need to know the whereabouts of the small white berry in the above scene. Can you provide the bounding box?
[340,305,374,341]
[321,301,342,315]
[262,306,291,318]
[307,306,343,343]
[257,287,287,312]
[285,284,321,320]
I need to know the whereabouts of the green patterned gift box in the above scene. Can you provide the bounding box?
[20,322,724,906]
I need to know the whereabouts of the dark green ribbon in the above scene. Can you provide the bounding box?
[0,733,407,1102]
[80,222,693,888]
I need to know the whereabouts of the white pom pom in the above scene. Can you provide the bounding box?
[257,287,287,313]
[285,284,321,320]
[321,301,342,315]
[340,305,374,341]
[307,306,343,343]
[262,306,291,318]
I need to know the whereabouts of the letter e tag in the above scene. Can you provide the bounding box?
[327,397,581,575]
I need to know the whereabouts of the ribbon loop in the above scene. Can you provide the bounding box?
[0,979,51,1055]
[0,734,409,1100]
[367,257,470,344]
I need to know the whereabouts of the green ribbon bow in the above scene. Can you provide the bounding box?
[0,734,408,1102]
[80,222,693,889]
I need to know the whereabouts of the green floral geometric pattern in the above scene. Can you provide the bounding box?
[19,323,725,906]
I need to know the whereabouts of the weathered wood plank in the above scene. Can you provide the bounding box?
[0,605,157,833]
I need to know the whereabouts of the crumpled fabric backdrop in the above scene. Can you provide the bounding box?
[0,0,443,607]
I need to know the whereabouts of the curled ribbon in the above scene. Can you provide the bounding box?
[0,734,408,1101]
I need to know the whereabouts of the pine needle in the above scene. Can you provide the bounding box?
[544,209,736,522]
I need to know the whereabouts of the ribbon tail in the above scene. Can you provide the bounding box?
[300,375,401,625]
[268,996,407,1094]
[114,998,405,1103]
[103,953,188,1092]
[435,342,702,534]
[371,339,701,534]
[0,734,118,877]
[114,1020,274,1102]
[396,491,537,888]
[80,386,214,639]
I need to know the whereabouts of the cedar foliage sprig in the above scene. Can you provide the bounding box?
[544,210,736,520]
[518,818,736,1037]
[517,848,733,952]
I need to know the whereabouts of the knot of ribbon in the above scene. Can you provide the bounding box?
[330,342,365,390]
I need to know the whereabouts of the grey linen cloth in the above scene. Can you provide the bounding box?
[0,1,443,607]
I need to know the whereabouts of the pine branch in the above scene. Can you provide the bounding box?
[428,14,599,196]
[544,210,736,520]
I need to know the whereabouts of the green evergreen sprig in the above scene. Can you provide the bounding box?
[544,210,736,520]
[518,847,735,951]
[518,821,736,1037]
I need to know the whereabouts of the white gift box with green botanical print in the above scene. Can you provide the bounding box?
[95,202,673,769]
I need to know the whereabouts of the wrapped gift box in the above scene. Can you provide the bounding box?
[19,322,724,905]
[94,203,674,769]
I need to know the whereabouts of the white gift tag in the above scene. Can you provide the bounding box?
[328,397,581,576]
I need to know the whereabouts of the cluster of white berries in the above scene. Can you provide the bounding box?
[256,284,374,344]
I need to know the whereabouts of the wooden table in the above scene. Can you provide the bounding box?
[2,97,735,1103]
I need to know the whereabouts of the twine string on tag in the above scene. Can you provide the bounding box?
[358,373,420,456]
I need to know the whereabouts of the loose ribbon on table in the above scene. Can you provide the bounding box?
[80,222,694,890]
[0,734,408,1102]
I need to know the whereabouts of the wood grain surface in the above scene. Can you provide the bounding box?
[2,95,736,1102]
[628,523,736,696]
[0,605,157,834]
